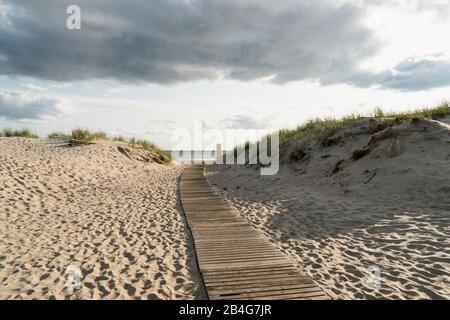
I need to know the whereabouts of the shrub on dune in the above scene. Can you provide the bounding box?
[71,128,108,141]
[130,138,171,163]
[112,135,127,143]
[47,131,70,139]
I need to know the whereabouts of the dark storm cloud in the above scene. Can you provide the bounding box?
[1,0,449,90]
[0,0,380,85]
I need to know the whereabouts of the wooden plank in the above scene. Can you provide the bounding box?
[230,292,330,300]
[204,272,301,282]
[179,165,329,300]
[69,139,95,146]
[202,266,297,277]
[198,251,281,258]
[205,276,312,287]
[204,274,305,284]
[213,287,326,300]
[198,254,285,262]
[208,283,319,295]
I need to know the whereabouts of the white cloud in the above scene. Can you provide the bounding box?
[224,114,271,129]
[21,83,47,92]
[0,90,75,122]
[380,53,450,90]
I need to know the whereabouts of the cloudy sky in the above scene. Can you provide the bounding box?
[1,0,450,148]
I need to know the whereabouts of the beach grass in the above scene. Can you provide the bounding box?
[128,137,171,163]
[54,128,171,163]
[284,101,450,161]
[71,128,108,141]
[0,128,39,139]
[41,129,171,163]
[231,101,450,162]
[72,129,171,162]
[283,102,449,145]
[47,131,71,139]
[112,135,127,143]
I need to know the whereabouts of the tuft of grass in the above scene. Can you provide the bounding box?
[70,129,170,161]
[373,107,385,118]
[0,128,39,138]
[280,113,365,148]
[382,101,450,121]
[289,142,309,162]
[112,135,127,143]
[114,135,171,163]
[47,131,70,139]
[129,138,171,163]
[71,128,108,141]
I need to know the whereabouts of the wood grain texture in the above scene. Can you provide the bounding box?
[180,165,329,300]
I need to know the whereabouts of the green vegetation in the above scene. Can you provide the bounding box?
[0,128,39,138]
[128,137,171,163]
[231,102,450,163]
[380,102,450,120]
[47,131,70,139]
[47,128,170,163]
[112,135,127,143]
[284,101,449,161]
[71,128,108,141]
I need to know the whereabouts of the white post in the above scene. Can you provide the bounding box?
[216,143,223,164]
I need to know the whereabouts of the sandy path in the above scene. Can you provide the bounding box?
[0,138,205,300]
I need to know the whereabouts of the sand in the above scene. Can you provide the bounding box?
[2,117,449,300]
[0,138,205,300]
[206,118,450,299]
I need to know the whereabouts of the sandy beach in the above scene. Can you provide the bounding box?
[1,116,449,300]
[0,138,205,300]
[205,117,450,299]
[3,0,450,306]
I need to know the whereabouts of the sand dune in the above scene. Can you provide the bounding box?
[206,118,450,299]
[0,138,205,300]
[1,117,449,300]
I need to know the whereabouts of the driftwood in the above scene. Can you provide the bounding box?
[69,139,95,147]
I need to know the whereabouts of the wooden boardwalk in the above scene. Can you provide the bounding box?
[180,165,329,300]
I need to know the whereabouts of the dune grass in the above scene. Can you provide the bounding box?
[284,101,450,161]
[46,129,170,163]
[231,101,450,162]
[71,128,108,141]
[47,128,171,162]
[47,131,71,139]
[0,128,39,138]
[112,135,127,143]
[128,137,171,163]
[282,102,449,146]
